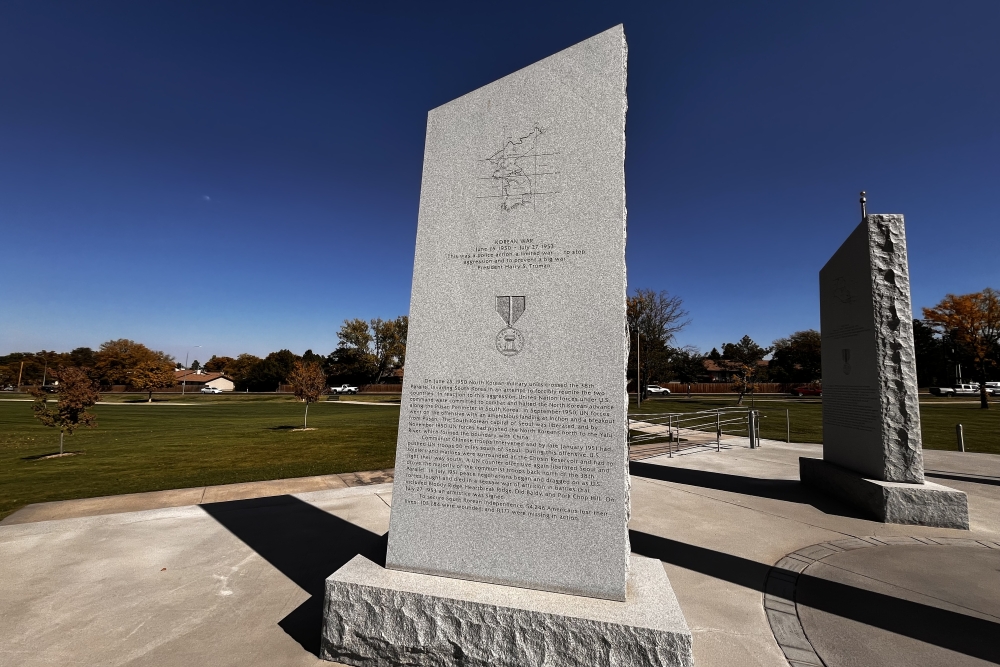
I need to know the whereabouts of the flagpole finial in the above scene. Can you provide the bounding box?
[860,191,867,219]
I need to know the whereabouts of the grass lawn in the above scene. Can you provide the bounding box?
[0,395,399,521]
[630,396,825,444]
[3,391,996,522]
[329,394,402,403]
[630,395,1000,455]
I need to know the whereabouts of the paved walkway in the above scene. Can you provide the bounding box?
[0,469,394,525]
[1,444,998,667]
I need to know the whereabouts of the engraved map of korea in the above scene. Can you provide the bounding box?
[476,125,561,212]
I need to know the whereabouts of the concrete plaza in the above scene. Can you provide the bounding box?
[2,439,998,667]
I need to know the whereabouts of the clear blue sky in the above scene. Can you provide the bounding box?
[2,1,997,363]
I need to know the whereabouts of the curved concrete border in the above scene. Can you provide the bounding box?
[763,535,1000,667]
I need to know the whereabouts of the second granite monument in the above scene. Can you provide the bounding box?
[320,25,693,667]
[800,201,969,529]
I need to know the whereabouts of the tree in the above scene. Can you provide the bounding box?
[30,367,101,455]
[93,339,139,386]
[228,354,261,390]
[371,316,408,383]
[923,288,1000,409]
[0,365,17,387]
[338,318,374,351]
[0,353,35,387]
[130,358,177,402]
[325,346,376,387]
[670,347,706,397]
[203,355,236,373]
[34,350,57,386]
[69,347,96,368]
[722,335,773,405]
[626,289,690,395]
[912,320,951,388]
[287,361,327,428]
[190,359,201,371]
[302,349,324,365]
[769,330,822,385]
[331,316,408,386]
[93,339,176,399]
[394,316,409,368]
[241,350,299,392]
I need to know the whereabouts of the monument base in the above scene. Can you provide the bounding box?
[799,457,969,529]
[321,554,693,667]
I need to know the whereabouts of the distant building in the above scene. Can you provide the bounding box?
[173,369,235,392]
[702,359,769,382]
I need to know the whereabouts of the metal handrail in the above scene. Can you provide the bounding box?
[628,407,761,458]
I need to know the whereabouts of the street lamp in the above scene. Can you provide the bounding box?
[182,345,202,396]
[636,329,641,408]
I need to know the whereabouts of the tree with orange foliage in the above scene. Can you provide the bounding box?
[923,288,1000,409]
[287,360,328,428]
[93,339,176,401]
[30,367,101,455]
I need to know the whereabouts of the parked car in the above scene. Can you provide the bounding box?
[929,384,980,397]
[790,385,822,396]
[200,386,223,394]
[1,385,14,392]
[330,384,359,395]
[986,382,1000,396]
[646,385,671,395]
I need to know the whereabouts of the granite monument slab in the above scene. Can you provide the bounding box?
[801,211,968,528]
[321,24,693,667]
[384,24,632,602]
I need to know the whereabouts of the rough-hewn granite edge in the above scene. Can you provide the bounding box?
[619,24,632,545]
[321,554,693,667]
[866,214,924,483]
[765,536,999,666]
[800,457,968,529]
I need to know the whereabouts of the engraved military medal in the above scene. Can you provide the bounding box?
[495,296,525,356]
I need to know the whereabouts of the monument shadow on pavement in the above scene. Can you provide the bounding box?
[800,208,968,529]
[320,25,693,667]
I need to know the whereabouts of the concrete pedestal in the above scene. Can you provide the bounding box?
[800,457,969,529]
[320,554,693,667]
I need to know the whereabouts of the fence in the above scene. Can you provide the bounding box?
[360,384,403,393]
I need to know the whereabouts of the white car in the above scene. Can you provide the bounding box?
[646,385,671,395]
[200,386,223,394]
[329,384,359,395]
[930,384,980,397]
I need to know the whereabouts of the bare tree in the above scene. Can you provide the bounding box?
[287,361,327,428]
[30,367,101,455]
[627,289,690,345]
[626,290,690,397]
